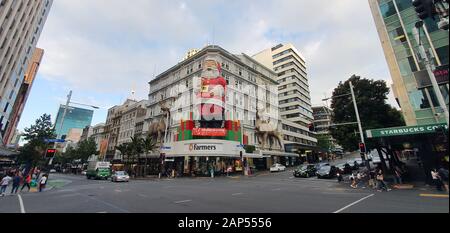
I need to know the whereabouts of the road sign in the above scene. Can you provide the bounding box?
[44,139,65,143]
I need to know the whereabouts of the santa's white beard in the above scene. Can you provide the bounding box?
[202,70,220,78]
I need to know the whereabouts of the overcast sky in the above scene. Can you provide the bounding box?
[17,0,397,131]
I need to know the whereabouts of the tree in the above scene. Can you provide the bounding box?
[141,135,157,177]
[330,75,404,152]
[75,137,98,164]
[116,143,132,173]
[316,134,332,152]
[18,114,56,167]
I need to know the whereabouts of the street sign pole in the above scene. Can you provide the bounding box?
[349,81,370,170]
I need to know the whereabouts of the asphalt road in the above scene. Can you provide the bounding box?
[0,171,448,213]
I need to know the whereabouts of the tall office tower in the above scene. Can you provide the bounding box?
[0,0,53,144]
[3,48,43,145]
[253,44,317,154]
[54,105,94,139]
[369,0,449,126]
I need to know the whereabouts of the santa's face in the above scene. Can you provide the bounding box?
[202,60,220,78]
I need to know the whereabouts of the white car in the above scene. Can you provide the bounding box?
[49,169,57,173]
[81,170,87,175]
[111,171,130,182]
[270,163,286,172]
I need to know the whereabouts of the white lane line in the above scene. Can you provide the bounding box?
[289,177,294,179]
[231,193,244,196]
[174,200,192,204]
[17,194,26,214]
[97,211,108,213]
[333,194,375,213]
[271,188,282,191]
[138,194,148,198]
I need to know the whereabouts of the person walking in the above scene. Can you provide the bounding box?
[431,169,443,191]
[369,169,376,189]
[350,172,357,188]
[38,174,48,192]
[394,167,403,185]
[376,169,391,192]
[21,174,32,192]
[1,174,12,196]
[10,173,21,195]
[438,167,449,193]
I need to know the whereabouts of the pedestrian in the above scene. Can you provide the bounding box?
[350,172,357,188]
[38,174,48,192]
[431,169,443,191]
[21,173,32,192]
[376,169,391,192]
[10,173,21,194]
[438,167,449,193]
[394,167,403,185]
[1,173,12,196]
[369,169,376,189]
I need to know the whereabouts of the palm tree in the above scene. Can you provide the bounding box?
[129,136,144,177]
[142,135,157,177]
[115,143,131,173]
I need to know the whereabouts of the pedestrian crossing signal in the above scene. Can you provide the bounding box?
[46,149,57,158]
[359,143,366,154]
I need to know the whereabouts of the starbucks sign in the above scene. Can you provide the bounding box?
[366,123,448,138]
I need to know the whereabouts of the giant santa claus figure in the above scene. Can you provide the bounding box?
[196,59,227,128]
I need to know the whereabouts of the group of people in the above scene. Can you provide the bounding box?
[349,168,392,192]
[0,168,49,196]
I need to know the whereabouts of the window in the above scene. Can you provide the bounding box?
[3,102,9,113]
[388,27,407,46]
[379,1,396,19]
[395,0,412,12]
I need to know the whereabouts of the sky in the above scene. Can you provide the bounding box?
[17,0,397,132]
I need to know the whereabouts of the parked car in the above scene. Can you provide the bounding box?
[49,169,57,173]
[316,165,338,179]
[111,171,130,182]
[270,163,286,172]
[294,165,316,178]
[81,170,87,175]
[314,163,330,171]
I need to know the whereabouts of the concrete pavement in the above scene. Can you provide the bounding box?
[0,171,447,213]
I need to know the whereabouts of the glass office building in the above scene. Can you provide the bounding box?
[54,105,94,138]
[369,0,449,126]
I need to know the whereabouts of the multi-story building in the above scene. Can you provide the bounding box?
[117,100,147,146]
[91,123,106,154]
[253,43,317,154]
[312,105,339,151]
[0,0,53,144]
[145,45,298,176]
[369,0,449,126]
[80,125,93,142]
[54,105,94,139]
[3,48,43,145]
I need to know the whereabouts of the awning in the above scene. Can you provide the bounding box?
[259,150,299,157]
[244,153,264,159]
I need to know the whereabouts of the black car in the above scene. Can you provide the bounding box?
[314,162,330,171]
[316,165,338,179]
[335,163,353,174]
[294,165,316,178]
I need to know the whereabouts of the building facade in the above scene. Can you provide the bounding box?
[80,125,93,142]
[369,0,449,126]
[2,48,43,145]
[312,105,339,151]
[54,105,94,139]
[91,123,106,152]
[253,43,317,154]
[145,45,297,176]
[0,0,53,143]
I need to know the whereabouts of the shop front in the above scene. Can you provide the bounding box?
[161,139,245,177]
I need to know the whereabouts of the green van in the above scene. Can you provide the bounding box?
[86,161,111,180]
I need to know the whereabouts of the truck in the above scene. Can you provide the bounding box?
[86,161,111,180]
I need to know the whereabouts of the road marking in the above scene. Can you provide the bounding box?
[420,194,449,198]
[138,194,149,198]
[114,189,122,193]
[333,194,375,213]
[97,211,108,213]
[289,177,294,179]
[271,188,282,191]
[17,194,26,214]
[174,200,192,204]
[231,193,244,196]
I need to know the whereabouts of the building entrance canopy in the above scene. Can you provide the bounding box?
[366,123,448,138]
[161,139,243,158]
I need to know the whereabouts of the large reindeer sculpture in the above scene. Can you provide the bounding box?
[255,108,284,150]
[148,102,171,143]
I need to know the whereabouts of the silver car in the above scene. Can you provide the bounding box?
[111,171,130,182]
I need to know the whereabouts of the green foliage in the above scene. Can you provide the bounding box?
[18,114,56,166]
[330,75,405,151]
[316,134,332,152]
[76,137,98,163]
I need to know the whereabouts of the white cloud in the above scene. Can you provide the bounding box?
[36,0,396,112]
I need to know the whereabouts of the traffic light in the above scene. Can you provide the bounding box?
[46,149,57,158]
[359,143,366,154]
[308,123,315,132]
[412,0,437,20]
